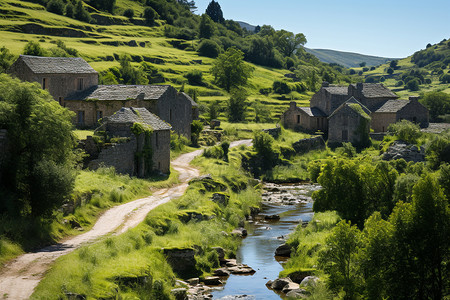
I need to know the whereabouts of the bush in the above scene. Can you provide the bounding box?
[65,2,74,18]
[387,120,422,144]
[23,41,47,57]
[123,8,134,19]
[184,70,203,86]
[272,81,290,94]
[143,7,158,26]
[406,78,420,91]
[170,132,189,152]
[46,0,64,15]
[0,46,14,73]
[227,88,247,122]
[191,120,204,147]
[197,39,221,58]
[203,145,224,159]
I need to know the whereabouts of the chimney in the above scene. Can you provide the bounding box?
[290,101,297,109]
[356,82,363,90]
[409,96,419,101]
[322,81,329,87]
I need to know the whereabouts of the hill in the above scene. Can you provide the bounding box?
[237,21,256,32]
[304,48,398,68]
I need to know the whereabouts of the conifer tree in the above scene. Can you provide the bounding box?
[205,0,224,23]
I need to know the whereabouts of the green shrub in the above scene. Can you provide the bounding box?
[197,39,221,58]
[46,0,64,15]
[184,70,203,86]
[272,80,290,94]
[387,120,422,144]
[123,8,134,18]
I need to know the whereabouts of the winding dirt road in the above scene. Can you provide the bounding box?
[0,140,252,299]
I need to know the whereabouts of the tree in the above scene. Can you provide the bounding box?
[359,62,366,67]
[390,60,398,69]
[387,120,422,144]
[65,2,74,18]
[205,0,224,23]
[0,74,76,217]
[89,0,116,13]
[227,88,247,122]
[190,120,203,147]
[74,0,91,23]
[199,14,215,39]
[46,0,64,15]
[143,7,158,26]
[420,91,450,121]
[123,8,134,19]
[211,47,254,92]
[118,55,149,85]
[184,70,203,86]
[253,130,278,171]
[0,46,14,73]
[274,30,307,57]
[23,41,47,57]
[319,220,363,299]
[387,67,394,75]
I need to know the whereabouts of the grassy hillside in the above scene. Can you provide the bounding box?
[349,39,450,98]
[304,48,397,68]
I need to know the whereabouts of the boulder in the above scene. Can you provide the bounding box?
[264,214,280,220]
[382,140,425,162]
[271,277,292,290]
[228,265,255,275]
[202,276,222,285]
[231,228,247,237]
[282,282,300,293]
[213,268,230,276]
[212,247,225,261]
[286,289,309,298]
[187,278,199,285]
[222,258,237,267]
[189,174,227,191]
[275,243,292,257]
[211,193,230,206]
[300,276,319,287]
[171,288,188,300]
[286,270,312,283]
[163,248,196,277]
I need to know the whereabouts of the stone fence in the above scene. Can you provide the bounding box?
[292,136,326,154]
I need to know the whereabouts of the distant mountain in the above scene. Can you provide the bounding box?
[237,21,257,32]
[304,48,399,68]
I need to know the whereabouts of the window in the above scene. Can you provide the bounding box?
[155,132,159,148]
[77,78,84,90]
[297,115,300,124]
[42,78,48,89]
[58,97,63,105]
[342,130,348,142]
[77,111,85,125]
[96,110,103,121]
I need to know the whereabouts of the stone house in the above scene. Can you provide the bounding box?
[8,55,98,105]
[64,84,194,137]
[89,107,171,176]
[328,97,371,146]
[281,102,327,133]
[371,96,429,132]
[8,55,197,137]
[282,82,429,144]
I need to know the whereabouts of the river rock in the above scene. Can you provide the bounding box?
[265,280,273,287]
[163,248,196,276]
[213,268,230,276]
[202,276,222,285]
[282,282,300,293]
[228,265,255,275]
[300,276,319,287]
[286,289,309,298]
[222,258,237,267]
[287,270,312,283]
[187,278,199,285]
[171,288,188,300]
[231,228,247,237]
[264,214,280,220]
[275,243,292,257]
[271,277,292,290]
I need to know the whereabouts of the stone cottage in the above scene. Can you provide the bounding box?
[281,102,327,133]
[8,55,197,137]
[89,107,171,176]
[328,97,371,146]
[8,55,98,105]
[64,84,194,137]
[371,96,429,132]
[282,82,429,143]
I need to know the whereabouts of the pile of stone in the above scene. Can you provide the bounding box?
[262,183,321,205]
[382,140,425,162]
[266,276,319,298]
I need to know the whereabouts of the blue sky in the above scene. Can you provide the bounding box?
[194,0,450,58]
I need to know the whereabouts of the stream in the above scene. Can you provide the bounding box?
[211,183,319,300]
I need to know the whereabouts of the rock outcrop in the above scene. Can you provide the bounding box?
[382,140,425,162]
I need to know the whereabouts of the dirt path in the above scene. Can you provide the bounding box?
[0,139,252,300]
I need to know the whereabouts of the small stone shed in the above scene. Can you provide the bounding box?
[8,55,98,104]
[371,96,429,132]
[281,102,327,133]
[328,97,371,146]
[89,107,171,176]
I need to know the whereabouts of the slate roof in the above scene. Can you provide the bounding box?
[180,92,198,107]
[18,55,97,74]
[351,83,398,99]
[65,85,171,101]
[329,97,371,119]
[104,107,171,131]
[323,86,348,95]
[299,107,327,117]
[375,100,410,113]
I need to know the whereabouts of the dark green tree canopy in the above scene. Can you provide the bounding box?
[205,0,224,23]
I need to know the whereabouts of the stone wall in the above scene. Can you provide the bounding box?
[262,127,281,138]
[292,136,326,154]
[397,99,429,128]
[156,91,193,138]
[151,129,171,174]
[371,112,397,132]
[328,106,370,145]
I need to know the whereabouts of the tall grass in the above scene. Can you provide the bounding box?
[32,155,263,299]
